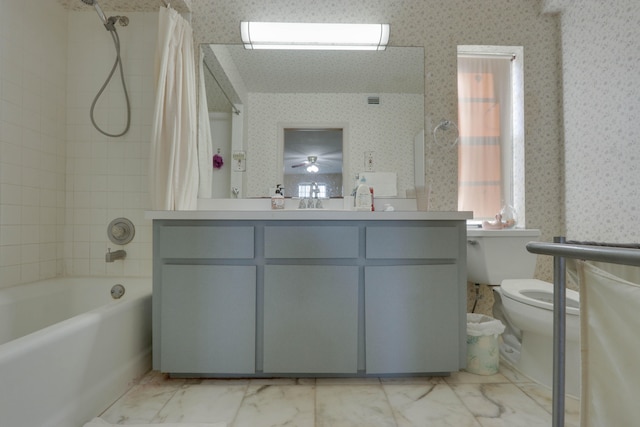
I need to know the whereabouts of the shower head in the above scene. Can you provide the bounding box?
[81,0,109,28]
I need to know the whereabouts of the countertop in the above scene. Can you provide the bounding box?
[145,210,472,221]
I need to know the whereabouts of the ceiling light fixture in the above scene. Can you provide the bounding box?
[306,164,319,173]
[240,22,390,51]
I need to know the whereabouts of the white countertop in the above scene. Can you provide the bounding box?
[145,209,472,221]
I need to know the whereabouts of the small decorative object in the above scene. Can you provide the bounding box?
[499,204,518,228]
[213,153,224,169]
[481,205,518,230]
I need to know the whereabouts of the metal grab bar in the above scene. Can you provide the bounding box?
[526,237,640,427]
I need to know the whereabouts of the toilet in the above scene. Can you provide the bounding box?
[466,228,581,397]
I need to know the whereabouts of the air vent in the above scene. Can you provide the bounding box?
[367,96,380,105]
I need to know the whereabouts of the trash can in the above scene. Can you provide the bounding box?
[466,313,505,375]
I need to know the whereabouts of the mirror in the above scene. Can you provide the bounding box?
[200,44,424,198]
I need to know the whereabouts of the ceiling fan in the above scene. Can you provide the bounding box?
[291,155,320,172]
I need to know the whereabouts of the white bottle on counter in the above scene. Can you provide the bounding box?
[355,179,372,211]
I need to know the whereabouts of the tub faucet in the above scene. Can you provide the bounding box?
[106,248,126,262]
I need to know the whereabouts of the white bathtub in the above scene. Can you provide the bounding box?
[0,277,152,427]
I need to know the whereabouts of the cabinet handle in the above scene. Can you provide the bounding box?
[467,240,478,246]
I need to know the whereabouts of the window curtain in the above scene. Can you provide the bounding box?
[457,56,512,219]
[197,45,213,199]
[149,6,198,210]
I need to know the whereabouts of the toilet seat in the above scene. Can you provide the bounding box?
[500,279,580,316]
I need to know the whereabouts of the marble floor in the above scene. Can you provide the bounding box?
[98,364,580,427]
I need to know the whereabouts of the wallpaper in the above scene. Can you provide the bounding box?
[556,0,640,243]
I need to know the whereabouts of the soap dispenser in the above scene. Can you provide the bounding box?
[271,184,285,210]
[355,177,372,211]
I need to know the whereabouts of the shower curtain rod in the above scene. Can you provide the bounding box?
[202,60,241,116]
[526,238,640,427]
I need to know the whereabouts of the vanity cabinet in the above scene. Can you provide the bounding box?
[263,265,359,373]
[151,214,468,377]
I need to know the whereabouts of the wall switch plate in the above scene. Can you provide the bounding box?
[365,151,374,171]
[232,151,246,172]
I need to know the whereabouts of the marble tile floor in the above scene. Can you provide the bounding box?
[98,364,580,427]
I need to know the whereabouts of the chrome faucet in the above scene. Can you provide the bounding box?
[105,248,126,262]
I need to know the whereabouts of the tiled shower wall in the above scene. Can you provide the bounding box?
[0,1,157,288]
[0,0,68,287]
[65,11,157,277]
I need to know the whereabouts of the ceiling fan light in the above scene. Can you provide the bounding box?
[306,164,319,173]
[241,22,390,51]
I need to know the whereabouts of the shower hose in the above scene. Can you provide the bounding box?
[89,28,131,137]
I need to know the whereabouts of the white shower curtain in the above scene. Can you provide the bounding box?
[149,6,199,210]
[197,45,213,199]
[577,260,640,426]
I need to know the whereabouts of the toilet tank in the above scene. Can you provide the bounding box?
[466,229,541,285]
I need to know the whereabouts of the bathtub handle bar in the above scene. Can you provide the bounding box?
[526,237,640,427]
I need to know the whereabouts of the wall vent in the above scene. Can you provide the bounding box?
[367,96,380,105]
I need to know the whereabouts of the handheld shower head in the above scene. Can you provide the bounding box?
[81,0,109,28]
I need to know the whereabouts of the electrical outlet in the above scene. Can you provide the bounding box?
[365,151,374,171]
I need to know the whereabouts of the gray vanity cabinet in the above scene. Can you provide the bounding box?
[263,265,359,373]
[365,264,459,374]
[364,226,461,374]
[160,264,256,374]
[152,217,467,377]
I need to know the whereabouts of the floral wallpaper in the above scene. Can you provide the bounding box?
[551,0,640,243]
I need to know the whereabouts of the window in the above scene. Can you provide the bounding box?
[457,46,524,224]
[298,183,327,198]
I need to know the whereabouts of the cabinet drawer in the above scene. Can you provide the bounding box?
[158,226,254,259]
[265,226,359,258]
[366,226,458,259]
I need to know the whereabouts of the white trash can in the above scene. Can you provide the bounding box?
[466,313,505,375]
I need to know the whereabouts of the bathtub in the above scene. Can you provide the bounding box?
[0,277,152,427]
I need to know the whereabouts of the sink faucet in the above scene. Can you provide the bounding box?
[106,248,126,262]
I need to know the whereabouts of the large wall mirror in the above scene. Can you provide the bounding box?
[200,44,425,198]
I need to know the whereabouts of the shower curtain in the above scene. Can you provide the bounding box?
[577,260,640,426]
[149,6,198,210]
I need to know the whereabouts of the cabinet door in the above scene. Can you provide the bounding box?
[160,265,256,374]
[263,265,359,374]
[365,264,459,374]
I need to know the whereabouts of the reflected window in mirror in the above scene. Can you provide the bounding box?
[298,183,328,198]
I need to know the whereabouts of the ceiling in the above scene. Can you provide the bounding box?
[220,45,424,94]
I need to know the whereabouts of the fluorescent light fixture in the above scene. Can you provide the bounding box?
[240,22,390,51]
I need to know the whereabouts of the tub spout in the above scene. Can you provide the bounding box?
[106,249,126,262]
